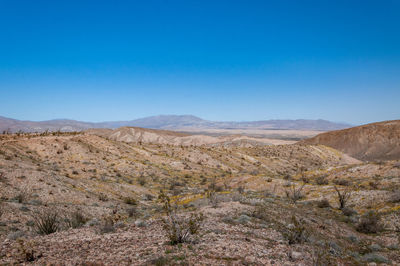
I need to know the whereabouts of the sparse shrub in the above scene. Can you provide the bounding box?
[333,179,350,186]
[15,188,30,203]
[207,191,219,208]
[311,243,333,266]
[334,186,352,209]
[16,239,38,262]
[159,191,204,245]
[32,209,60,235]
[315,175,329,185]
[283,174,292,180]
[124,197,137,205]
[389,190,400,203]
[138,176,146,186]
[0,172,6,183]
[342,207,357,217]
[237,186,244,194]
[317,198,331,208]
[368,181,379,189]
[99,217,115,234]
[356,211,382,234]
[143,194,154,201]
[393,213,400,233]
[98,193,109,202]
[250,170,259,176]
[300,176,309,183]
[215,185,223,192]
[283,215,308,244]
[252,204,270,222]
[126,207,137,218]
[208,180,216,191]
[65,211,88,229]
[150,256,171,266]
[284,183,305,203]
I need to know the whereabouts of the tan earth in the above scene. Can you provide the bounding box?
[301,120,400,161]
[0,127,399,265]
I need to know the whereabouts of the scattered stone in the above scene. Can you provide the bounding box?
[235,214,251,224]
[135,220,147,227]
[19,206,30,212]
[290,251,303,260]
[369,244,382,252]
[362,253,390,264]
[7,230,25,240]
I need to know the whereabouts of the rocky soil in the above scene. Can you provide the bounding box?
[0,130,399,265]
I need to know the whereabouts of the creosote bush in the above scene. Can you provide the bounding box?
[251,204,271,222]
[284,183,305,203]
[317,198,331,208]
[123,197,137,205]
[16,239,39,262]
[356,211,382,234]
[159,191,204,245]
[315,175,329,185]
[341,207,357,217]
[65,211,88,229]
[207,191,219,208]
[283,215,308,245]
[32,209,60,235]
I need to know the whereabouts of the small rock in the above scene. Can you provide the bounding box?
[114,221,126,229]
[235,214,251,224]
[28,199,42,206]
[290,251,303,260]
[362,253,390,264]
[19,206,30,212]
[135,220,146,227]
[347,235,359,243]
[7,230,25,240]
[88,218,100,227]
[368,244,382,252]
[387,244,399,250]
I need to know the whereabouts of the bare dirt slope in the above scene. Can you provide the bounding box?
[301,120,400,161]
[88,127,296,146]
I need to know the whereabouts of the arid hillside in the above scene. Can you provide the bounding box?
[0,128,399,265]
[301,120,400,161]
[88,127,296,146]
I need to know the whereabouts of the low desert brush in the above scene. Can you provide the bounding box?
[334,186,352,210]
[284,183,305,203]
[159,191,204,245]
[32,208,60,235]
[283,215,308,244]
[356,211,382,234]
[65,210,88,229]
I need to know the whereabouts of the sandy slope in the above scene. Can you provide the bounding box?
[301,120,400,161]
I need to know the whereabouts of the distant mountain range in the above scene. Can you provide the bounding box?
[0,115,352,133]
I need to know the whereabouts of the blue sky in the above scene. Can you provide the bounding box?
[0,0,399,125]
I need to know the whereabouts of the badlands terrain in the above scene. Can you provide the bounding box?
[0,121,399,265]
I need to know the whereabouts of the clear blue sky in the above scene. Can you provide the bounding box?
[0,0,399,125]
